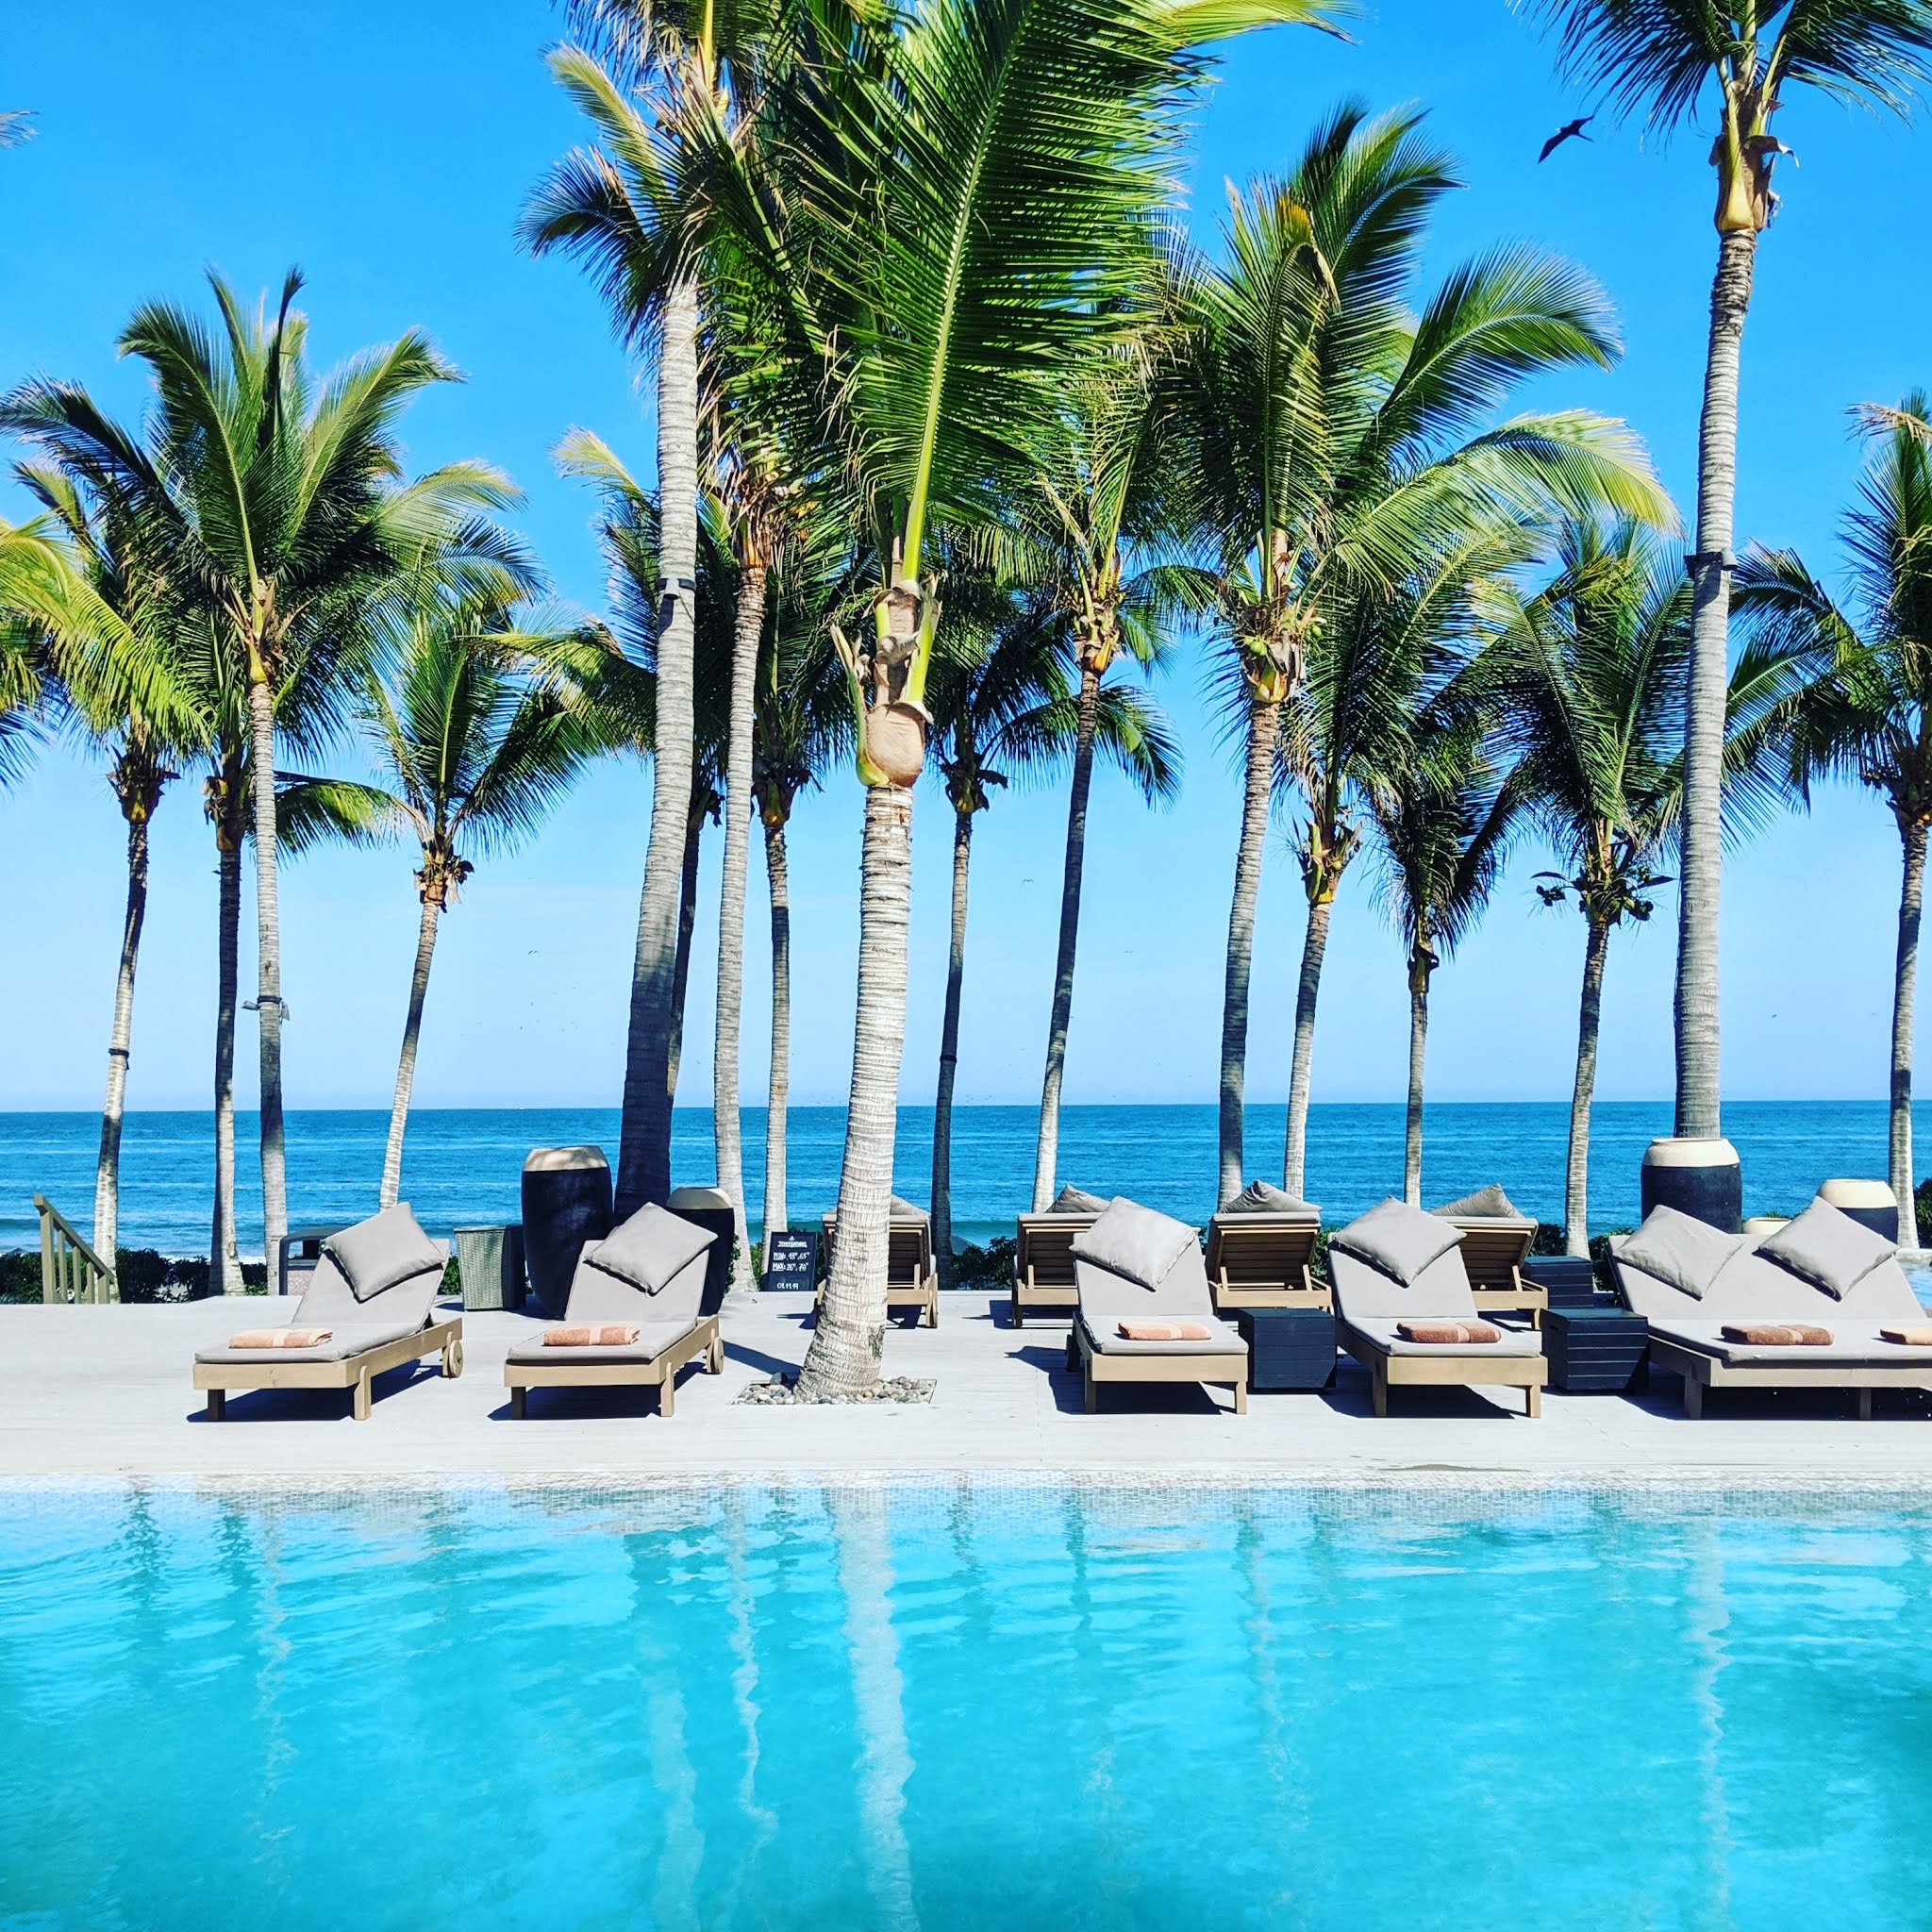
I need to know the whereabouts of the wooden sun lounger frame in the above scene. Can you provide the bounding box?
[1645,1332,1932,1420]
[815,1215,940,1327]
[1206,1216,1330,1311]
[1066,1324,1247,1414]
[195,1316,464,1421]
[1337,1323,1545,1418]
[504,1314,724,1418]
[1010,1214,1097,1326]
[1450,1220,1548,1324]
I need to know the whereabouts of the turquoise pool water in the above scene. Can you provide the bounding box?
[3,1483,1930,1929]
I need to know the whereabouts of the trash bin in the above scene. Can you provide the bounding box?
[669,1186,736,1317]
[453,1224,526,1312]
[521,1147,612,1320]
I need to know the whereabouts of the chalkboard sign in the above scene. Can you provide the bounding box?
[762,1229,820,1292]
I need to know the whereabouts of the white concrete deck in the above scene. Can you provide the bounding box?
[5,1290,1932,1489]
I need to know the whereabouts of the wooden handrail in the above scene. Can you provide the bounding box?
[34,1194,117,1305]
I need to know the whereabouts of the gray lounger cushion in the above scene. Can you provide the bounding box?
[1074,1250,1243,1356]
[1757,1199,1895,1300]
[586,1204,715,1295]
[889,1194,929,1223]
[1224,1180,1319,1217]
[325,1204,445,1303]
[1617,1206,1747,1301]
[1342,1315,1545,1359]
[1430,1184,1530,1223]
[196,1319,427,1364]
[1083,1319,1247,1356]
[1647,1316,1932,1369]
[1047,1185,1109,1216]
[1331,1197,1463,1285]
[1072,1198,1199,1290]
[1611,1240,1924,1326]
[505,1319,700,1364]
[1329,1247,1479,1322]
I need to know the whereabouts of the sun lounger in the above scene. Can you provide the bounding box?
[193,1205,459,1421]
[1206,1194,1326,1310]
[1609,1200,1932,1419]
[1011,1185,1108,1326]
[817,1195,939,1326]
[1062,1198,1247,1413]
[1329,1200,1544,1417]
[1430,1187,1544,1323]
[504,1203,724,1417]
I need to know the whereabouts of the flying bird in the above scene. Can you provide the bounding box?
[1539,115,1593,163]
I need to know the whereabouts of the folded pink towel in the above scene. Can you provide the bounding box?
[1881,1324,1932,1345]
[1117,1320,1211,1341]
[1721,1323,1832,1346]
[1397,1320,1502,1344]
[226,1327,332,1350]
[543,1324,642,1347]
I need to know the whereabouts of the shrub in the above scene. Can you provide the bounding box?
[0,1251,39,1304]
[952,1236,1016,1289]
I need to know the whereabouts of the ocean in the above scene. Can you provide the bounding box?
[2,1100,1923,1258]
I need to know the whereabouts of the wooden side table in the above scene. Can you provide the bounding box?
[1234,1307,1337,1391]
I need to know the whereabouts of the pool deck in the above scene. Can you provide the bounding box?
[5,1290,1932,1490]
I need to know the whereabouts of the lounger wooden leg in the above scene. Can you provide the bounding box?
[1065,1333,1078,1372]
[1372,1368,1388,1418]
[206,1387,225,1422]
[1858,1388,1874,1422]
[1683,1374,1703,1420]
[926,1287,938,1328]
[660,1372,676,1419]
[1084,1361,1097,1414]
[510,1386,527,1420]
[1526,1383,1541,1419]
[1233,1378,1247,1416]
[353,1369,373,1421]
[1011,1291,1024,1329]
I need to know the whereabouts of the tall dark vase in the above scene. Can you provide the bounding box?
[522,1145,613,1320]
[1640,1137,1741,1233]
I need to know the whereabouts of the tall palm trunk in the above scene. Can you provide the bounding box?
[933,807,974,1291]
[667,788,708,1102]
[1282,892,1335,1199]
[93,764,162,1260]
[616,273,700,1217]
[761,812,791,1243]
[1217,695,1279,1206]
[1566,912,1612,1258]
[1890,819,1927,1248]
[795,786,914,1398]
[379,889,443,1210]
[210,793,243,1294]
[1402,951,1430,1208]
[714,563,766,1287]
[245,675,288,1261]
[1029,664,1101,1211]
[1674,228,1757,1141]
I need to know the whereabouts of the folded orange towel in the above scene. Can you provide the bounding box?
[1397,1320,1503,1344]
[1721,1323,1832,1345]
[226,1327,332,1350]
[1116,1319,1211,1341]
[543,1324,642,1347]
[1880,1325,1932,1345]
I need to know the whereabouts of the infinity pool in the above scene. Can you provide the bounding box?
[3,1482,1929,1929]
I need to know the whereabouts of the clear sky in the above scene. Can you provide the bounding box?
[0,0,1924,1116]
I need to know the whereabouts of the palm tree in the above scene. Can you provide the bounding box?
[1,272,525,1262]
[749,0,1350,1396]
[1731,397,1932,1245]
[1022,344,1192,1211]
[1172,106,1669,1201]
[1367,685,1516,1205]
[1501,519,1807,1254]
[1524,0,1932,1145]
[926,567,1179,1285]
[343,595,614,1208]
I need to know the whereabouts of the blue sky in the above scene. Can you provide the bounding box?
[0,0,1924,1117]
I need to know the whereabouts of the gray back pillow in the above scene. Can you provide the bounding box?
[1047,1185,1109,1216]
[1431,1183,1530,1223]
[1618,1206,1747,1300]
[1758,1198,1895,1301]
[587,1203,715,1295]
[1330,1197,1463,1285]
[1070,1197,1199,1290]
[1224,1180,1320,1218]
[325,1203,445,1304]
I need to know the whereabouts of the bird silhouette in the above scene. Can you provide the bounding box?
[1539,115,1593,163]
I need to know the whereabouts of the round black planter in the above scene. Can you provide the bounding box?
[1640,1138,1741,1233]
[521,1146,613,1320]
[1818,1180,1900,1244]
